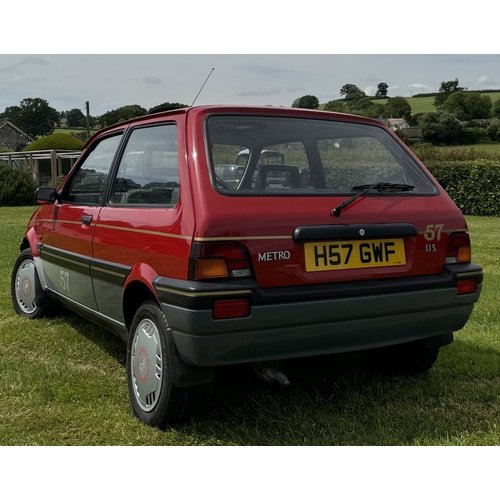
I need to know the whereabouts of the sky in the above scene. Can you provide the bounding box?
[1,1,499,118]
[1,54,499,118]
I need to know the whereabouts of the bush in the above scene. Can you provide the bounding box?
[425,160,500,216]
[24,133,85,151]
[418,112,463,145]
[0,165,37,206]
[487,123,500,141]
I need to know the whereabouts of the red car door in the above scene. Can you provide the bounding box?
[39,132,124,309]
[91,122,188,324]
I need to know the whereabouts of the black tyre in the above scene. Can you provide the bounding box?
[126,300,196,429]
[369,340,440,375]
[11,249,47,319]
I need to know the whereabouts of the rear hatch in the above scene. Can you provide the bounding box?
[198,110,468,289]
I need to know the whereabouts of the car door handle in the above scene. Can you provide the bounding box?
[80,215,93,226]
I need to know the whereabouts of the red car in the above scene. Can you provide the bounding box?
[11,105,483,428]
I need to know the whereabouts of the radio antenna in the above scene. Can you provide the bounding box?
[191,68,214,107]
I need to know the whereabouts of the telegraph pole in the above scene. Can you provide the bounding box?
[85,101,91,140]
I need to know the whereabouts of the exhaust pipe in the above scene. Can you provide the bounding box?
[250,362,290,386]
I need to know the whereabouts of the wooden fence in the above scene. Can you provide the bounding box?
[0,150,82,187]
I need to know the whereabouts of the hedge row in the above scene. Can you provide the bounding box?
[425,160,500,216]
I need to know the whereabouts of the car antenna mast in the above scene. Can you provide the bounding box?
[191,68,214,107]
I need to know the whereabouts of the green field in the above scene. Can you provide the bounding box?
[387,95,436,114]
[0,207,499,446]
[321,92,500,115]
[52,127,97,137]
[389,92,500,115]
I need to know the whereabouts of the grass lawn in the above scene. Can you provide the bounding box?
[0,207,499,446]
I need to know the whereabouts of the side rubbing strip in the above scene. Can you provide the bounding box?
[90,258,131,286]
[40,245,91,275]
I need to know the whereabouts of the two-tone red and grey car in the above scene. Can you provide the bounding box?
[11,105,483,428]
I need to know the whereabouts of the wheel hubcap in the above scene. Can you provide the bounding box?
[131,318,163,412]
[15,259,38,314]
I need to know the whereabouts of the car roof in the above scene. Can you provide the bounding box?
[86,105,387,150]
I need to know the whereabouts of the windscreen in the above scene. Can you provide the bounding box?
[206,115,438,196]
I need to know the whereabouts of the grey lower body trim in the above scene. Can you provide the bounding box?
[162,285,481,366]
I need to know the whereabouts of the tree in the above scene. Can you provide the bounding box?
[375,82,389,97]
[2,98,59,137]
[492,99,500,119]
[325,96,384,118]
[98,104,147,128]
[487,122,500,142]
[383,96,412,121]
[434,78,466,108]
[0,105,21,121]
[346,96,383,117]
[340,84,366,101]
[148,102,188,114]
[291,95,320,109]
[66,108,86,128]
[419,112,463,145]
[324,100,346,112]
[441,91,492,121]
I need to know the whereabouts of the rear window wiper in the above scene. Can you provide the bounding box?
[332,182,415,218]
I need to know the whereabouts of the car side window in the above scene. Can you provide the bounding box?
[62,133,123,204]
[109,123,179,207]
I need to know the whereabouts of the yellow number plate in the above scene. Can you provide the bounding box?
[304,239,406,272]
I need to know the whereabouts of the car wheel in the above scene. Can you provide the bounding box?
[11,249,47,319]
[369,340,440,375]
[127,300,196,429]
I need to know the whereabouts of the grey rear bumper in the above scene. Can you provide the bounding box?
[155,265,482,366]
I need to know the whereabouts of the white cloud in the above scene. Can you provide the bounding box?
[477,75,490,84]
[364,85,377,96]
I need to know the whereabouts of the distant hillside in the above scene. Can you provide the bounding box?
[320,91,500,115]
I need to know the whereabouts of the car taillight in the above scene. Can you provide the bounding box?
[190,242,253,280]
[445,233,471,264]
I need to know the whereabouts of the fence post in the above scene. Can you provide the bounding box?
[51,150,57,187]
[34,159,40,186]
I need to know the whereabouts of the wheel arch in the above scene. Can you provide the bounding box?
[122,280,157,330]
[123,281,214,389]
[122,262,160,329]
[21,227,40,256]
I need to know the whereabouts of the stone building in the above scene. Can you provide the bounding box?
[0,119,34,151]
